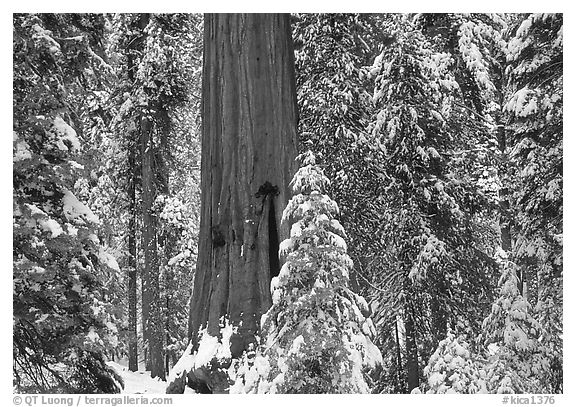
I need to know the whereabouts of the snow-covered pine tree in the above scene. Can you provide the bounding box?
[416,13,509,218]
[480,251,544,393]
[503,13,563,393]
[104,13,198,377]
[13,13,122,393]
[155,194,199,370]
[292,14,384,297]
[419,13,563,394]
[422,248,545,395]
[418,331,488,394]
[293,14,400,391]
[229,151,382,393]
[367,14,499,391]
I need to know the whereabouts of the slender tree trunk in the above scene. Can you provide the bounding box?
[125,12,153,371]
[141,115,165,380]
[155,104,174,376]
[494,61,525,295]
[430,279,448,341]
[127,147,138,372]
[165,295,171,375]
[404,305,419,392]
[140,114,151,371]
[394,318,403,392]
[497,123,512,253]
[496,119,526,295]
[183,13,298,393]
[125,14,151,373]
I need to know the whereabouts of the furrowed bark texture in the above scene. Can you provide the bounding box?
[188,12,298,371]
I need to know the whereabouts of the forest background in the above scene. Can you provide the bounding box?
[4,2,572,398]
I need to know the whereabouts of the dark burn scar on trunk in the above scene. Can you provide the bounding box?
[211,224,226,247]
[268,197,280,279]
[255,181,279,199]
[255,182,281,280]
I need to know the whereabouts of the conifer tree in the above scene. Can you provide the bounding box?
[105,13,197,378]
[480,252,544,393]
[503,14,563,392]
[367,15,497,391]
[229,152,382,393]
[13,13,122,393]
[419,331,488,394]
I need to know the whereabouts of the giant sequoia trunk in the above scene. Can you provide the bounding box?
[183,13,298,392]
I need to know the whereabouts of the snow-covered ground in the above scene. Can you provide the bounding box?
[107,359,198,394]
[107,361,169,394]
